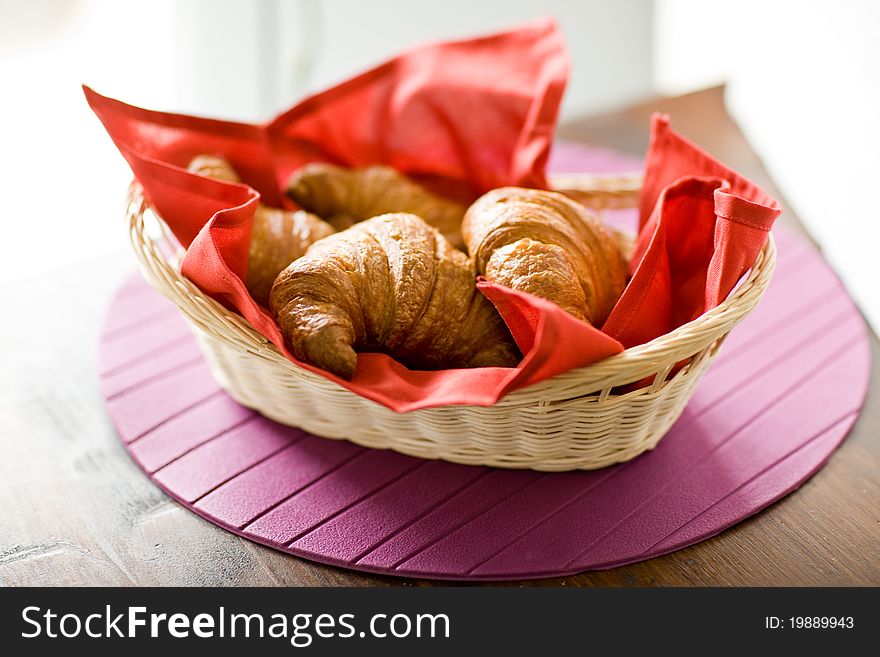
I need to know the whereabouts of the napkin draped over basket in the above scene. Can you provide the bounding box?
[86,19,781,470]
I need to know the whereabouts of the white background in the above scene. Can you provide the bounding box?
[654,0,880,334]
[1,0,877,331]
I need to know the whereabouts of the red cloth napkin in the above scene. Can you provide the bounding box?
[602,115,783,346]
[85,19,781,412]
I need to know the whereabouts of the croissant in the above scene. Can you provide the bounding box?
[462,187,627,326]
[269,213,519,379]
[285,163,467,249]
[187,155,334,306]
[186,154,241,184]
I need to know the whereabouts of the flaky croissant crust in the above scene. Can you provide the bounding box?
[270,213,519,379]
[186,155,334,306]
[462,187,627,326]
[286,163,467,249]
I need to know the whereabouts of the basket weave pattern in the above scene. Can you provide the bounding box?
[126,173,775,471]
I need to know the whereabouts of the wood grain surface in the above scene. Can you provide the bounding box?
[1,86,877,586]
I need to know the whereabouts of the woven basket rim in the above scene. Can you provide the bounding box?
[126,178,776,405]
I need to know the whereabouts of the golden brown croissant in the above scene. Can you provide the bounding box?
[269,213,519,379]
[186,155,334,306]
[186,154,241,184]
[462,187,627,326]
[285,163,467,249]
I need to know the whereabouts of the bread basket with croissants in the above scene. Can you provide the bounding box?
[126,156,775,471]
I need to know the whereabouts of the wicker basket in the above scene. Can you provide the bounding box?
[126,172,776,472]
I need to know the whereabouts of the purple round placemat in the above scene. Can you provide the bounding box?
[99,144,871,580]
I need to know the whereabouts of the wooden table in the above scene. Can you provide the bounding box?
[2,87,877,586]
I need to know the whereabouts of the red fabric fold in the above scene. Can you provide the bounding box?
[85,22,781,412]
[604,115,782,348]
[265,19,568,200]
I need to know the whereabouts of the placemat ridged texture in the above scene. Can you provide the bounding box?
[99,145,870,580]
